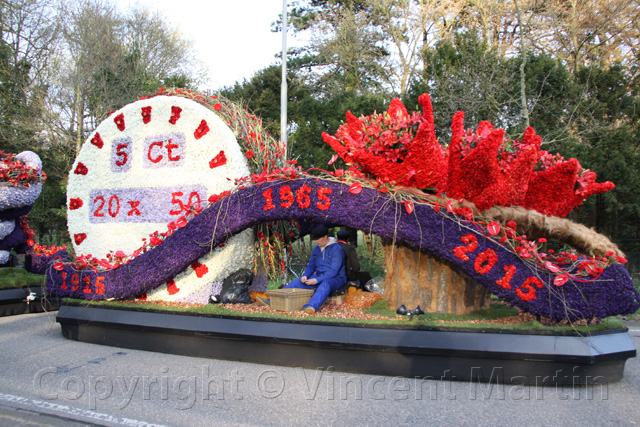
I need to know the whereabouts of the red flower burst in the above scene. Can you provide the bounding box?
[323,93,614,217]
[246,151,255,159]
[322,94,446,189]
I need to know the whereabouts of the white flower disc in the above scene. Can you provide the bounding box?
[67,95,254,301]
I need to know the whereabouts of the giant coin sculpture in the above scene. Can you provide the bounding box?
[66,96,254,301]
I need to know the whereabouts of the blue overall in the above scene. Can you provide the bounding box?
[284,240,346,310]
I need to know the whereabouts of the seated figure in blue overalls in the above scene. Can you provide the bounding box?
[258,225,346,315]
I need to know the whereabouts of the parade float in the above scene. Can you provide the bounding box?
[0,150,65,315]
[48,89,639,383]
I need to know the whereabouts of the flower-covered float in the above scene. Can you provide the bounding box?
[51,90,639,383]
[0,150,66,315]
[1,150,46,266]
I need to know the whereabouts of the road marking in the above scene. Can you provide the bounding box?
[0,393,167,427]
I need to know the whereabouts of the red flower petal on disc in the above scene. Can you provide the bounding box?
[349,182,362,194]
[141,106,152,124]
[209,151,227,169]
[90,133,104,149]
[69,198,83,210]
[113,113,125,131]
[404,200,414,214]
[191,262,209,278]
[74,233,87,245]
[166,279,180,295]
[74,162,88,175]
[169,106,182,124]
[194,120,210,140]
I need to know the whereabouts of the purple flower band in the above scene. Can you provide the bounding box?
[46,178,640,321]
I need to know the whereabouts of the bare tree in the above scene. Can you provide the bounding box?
[46,0,204,156]
[0,0,58,151]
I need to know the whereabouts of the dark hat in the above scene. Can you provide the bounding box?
[336,229,350,240]
[310,225,329,239]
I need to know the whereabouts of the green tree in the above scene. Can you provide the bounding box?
[222,64,388,168]
[556,64,640,250]
[286,0,391,95]
[408,32,516,133]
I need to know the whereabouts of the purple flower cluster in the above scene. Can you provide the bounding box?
[0,183,41,211]
[29,250,68,275]
[46,178,640,321]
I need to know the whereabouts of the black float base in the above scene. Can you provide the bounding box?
[0,287,61,316]
[56,302,636,384]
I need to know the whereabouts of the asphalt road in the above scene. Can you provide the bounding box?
[1,311,639,427]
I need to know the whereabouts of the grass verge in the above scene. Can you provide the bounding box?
[63,298,624,333]
[0,268,44,289]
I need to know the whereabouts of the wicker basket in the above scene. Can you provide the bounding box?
[267,289,314,312]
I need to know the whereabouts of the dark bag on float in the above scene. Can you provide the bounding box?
[217,268,254,304]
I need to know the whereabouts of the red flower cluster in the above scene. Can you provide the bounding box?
[323,94,614,217]
[323,94,445,189]
[0,151,47,187]
[19,217,66,257]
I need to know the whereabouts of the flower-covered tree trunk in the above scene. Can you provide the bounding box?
[382,241,490,315]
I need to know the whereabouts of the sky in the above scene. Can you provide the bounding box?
[116,0,304,90]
